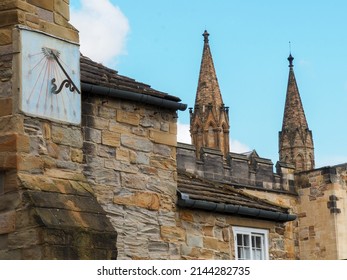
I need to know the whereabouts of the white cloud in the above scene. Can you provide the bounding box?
[177,122,250,154]
[177,122,191,144]
[229,139,250,154]
[70,0,129,65]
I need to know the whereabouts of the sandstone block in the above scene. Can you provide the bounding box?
[116,148,130,162]
[39,20,78,43]
[170,122,177,134]
[217,240,230,254]
[160,226,185,242]
[84,116,109,130]
[70,148,83,163]
[84,127,101,144]
[0,152,17,169]
[109,120,129,134]
[102,131,120,147]
[0,115,24,134]
[202,226,214,237]
[0,211,16,235]
[180,211,194,222]
[42,122,51,140]
[149,129,176,146]
[0,1,27,11]
[27,0,54,11]
[0,134,30,153]
[117,110,140,126]
[54,0,69,20]
[113,191,160,211]
[0,10,24,27]
[0,28,12,46]
[190,247,214,259]
[8,228,39,248]
[17,154,44,172]
[0,97,12,116]
[121,134,153,152]
[203,236,218,250]
[187,234,203,248]
[52,125,83,148]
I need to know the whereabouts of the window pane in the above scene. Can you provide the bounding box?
[244,247,251,259]
[243,235,250,247]
[253,249,262,260]
[252,235,262,249]
[238,247,244,260]
[237,234,243,245]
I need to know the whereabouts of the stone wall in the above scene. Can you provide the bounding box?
[0,0,117,260]
[0,0,78,43]
[295,165,347,259]
[82,94,179,259]
[174,209,293,260]
[177,143,295,192]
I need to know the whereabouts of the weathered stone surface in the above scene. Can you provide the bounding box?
[187,234,203,248]
[0,134,29,153]
[0,211,16,234]
[28,0,54,11]
[0,98,12,116]
[0,152,17,169]
[117,110,140,126]
[70,148,83,163]
[149,129,176,146]
[121,134,153,152]
[160,226,185,242]
[52,125,83,148]
[113,192,160,211]
[0,115,24,134]
[102,130,120,147]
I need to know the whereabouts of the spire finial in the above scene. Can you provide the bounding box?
[203,30,209,43]
[288,53,294,68]
[288,41,294,68]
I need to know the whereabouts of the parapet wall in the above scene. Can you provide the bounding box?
[177,142,295,193]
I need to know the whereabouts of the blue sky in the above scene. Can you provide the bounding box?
[70,0,347,168]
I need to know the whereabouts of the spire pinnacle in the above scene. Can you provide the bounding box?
[203,30,209,43]
[279,53,315,171]
[191,30,230,158]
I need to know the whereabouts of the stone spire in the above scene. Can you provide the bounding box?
[190,30,230,158]
[279,54,315,171]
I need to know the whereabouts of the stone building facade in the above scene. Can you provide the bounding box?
[1,1,346,260]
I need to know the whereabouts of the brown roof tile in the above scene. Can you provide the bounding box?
[178,171,290,213]
[80,55,181,102]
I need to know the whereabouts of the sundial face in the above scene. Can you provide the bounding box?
[19,28,81,124]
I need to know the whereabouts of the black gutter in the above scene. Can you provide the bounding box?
[81,83,187,111]
[177,193,297,222]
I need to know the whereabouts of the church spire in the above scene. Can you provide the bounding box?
[279,53,315,171]
[190,31,230,158]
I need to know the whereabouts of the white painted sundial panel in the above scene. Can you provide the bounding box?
[20,28,81,124]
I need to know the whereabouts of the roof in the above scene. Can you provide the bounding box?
[178,171,296,222]
[80,55,181,102]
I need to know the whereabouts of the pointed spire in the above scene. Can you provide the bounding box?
[282,53,308,130]
[194,30,224,113]
[190,30,230,159]
[279,53,315,171]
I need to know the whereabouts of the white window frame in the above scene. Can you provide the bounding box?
[232,226,269,260]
